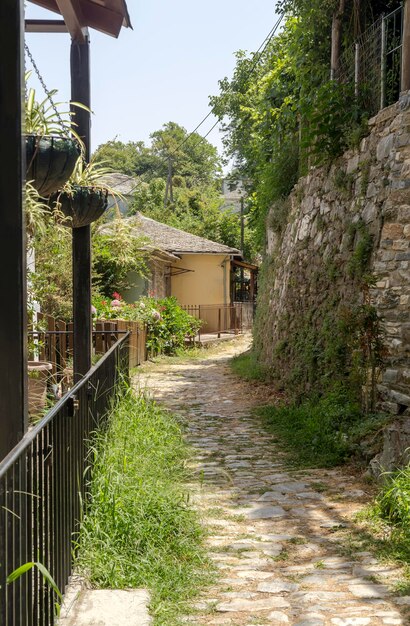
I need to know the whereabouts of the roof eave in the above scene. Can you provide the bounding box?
[28,0,131,39]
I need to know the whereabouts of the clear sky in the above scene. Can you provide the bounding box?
[25,1,279,158]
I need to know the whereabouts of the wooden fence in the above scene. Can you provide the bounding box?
[29,314,147,379]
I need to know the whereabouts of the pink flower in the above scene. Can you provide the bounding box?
[111,299,122,308]
[152,310,161,321]
[91,305,97,315]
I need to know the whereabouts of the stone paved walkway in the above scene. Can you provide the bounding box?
[135,335,410,626]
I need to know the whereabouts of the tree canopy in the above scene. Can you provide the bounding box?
[209,0,402,249]
[94,122,256,260]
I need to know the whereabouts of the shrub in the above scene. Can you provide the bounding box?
[92,294,201,355]
[138,296,201,355]
[258,389,362,467]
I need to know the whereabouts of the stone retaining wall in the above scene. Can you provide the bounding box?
[257,94,410,418]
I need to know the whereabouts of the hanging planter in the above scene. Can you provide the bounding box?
[48,157,123,228]
[49,185,109,228]
[26,135,81,197]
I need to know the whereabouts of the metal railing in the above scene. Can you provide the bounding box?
[0,333,130,625]
[182,302,254,340]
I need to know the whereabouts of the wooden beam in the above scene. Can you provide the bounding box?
[402,0,410,92]
[28,0,128,38]
[71,36,92,381]
[25,19,68,33]
[0,0,27,460]
[28,0,61,16]
[55,0,85,42]
[80,3,124,38]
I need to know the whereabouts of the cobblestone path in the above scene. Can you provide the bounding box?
[136,336,410,626]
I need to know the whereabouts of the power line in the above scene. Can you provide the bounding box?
[106,11,285,204]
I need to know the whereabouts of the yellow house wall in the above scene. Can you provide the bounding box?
[171,254,230,305]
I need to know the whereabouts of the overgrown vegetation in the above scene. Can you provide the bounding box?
[258,390,390,468]
[211,0,401,247]
[230,350,268,382]
[77,385,212,624]
[347,469,410,583]
[377,466,410,529]
[92,294,201,355]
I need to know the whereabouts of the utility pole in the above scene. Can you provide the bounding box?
[164,156,173,207]
[240,196,245,300]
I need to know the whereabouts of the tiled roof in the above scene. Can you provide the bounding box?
[103,173,138,196]
[126,213,242,256]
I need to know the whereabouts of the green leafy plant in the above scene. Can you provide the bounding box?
[25,75,87,145]
[92,294,201,356]
[7,561,62,616]
[25,180,50,238]
[52,158,123,204]
[134,296,202,355]
[377,466,410,528]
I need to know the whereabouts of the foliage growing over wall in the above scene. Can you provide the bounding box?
[211,0,400,248]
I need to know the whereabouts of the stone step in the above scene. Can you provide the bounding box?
[58,589,151,626]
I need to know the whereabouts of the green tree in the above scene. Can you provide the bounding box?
[150,121,222,187]
[93,139,166,179]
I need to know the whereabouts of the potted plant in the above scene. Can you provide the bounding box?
[48,159,123,228]
[25,79,85,197]
[27,361,53,416]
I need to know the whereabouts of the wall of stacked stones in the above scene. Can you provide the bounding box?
[260,99,410,414]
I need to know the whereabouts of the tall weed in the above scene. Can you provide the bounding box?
[77,386,211,624]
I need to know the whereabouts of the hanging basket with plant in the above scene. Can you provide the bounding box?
[48,159,121,228]
[50,185,108,228]
[26,134,81,197]
[24,46,86,197]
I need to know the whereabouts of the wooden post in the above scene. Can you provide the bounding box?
[402,0,410,92]
[330,0,346,79]
[71,33,92,382]
[0,0,27,460]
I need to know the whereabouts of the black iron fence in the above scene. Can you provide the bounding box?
[0,333,129,625]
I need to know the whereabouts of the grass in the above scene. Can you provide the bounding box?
[257,391,390,468]
[257,391,361,467]
[230,350,267,381]
[76,384,213,625]
[351,464,410,576]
